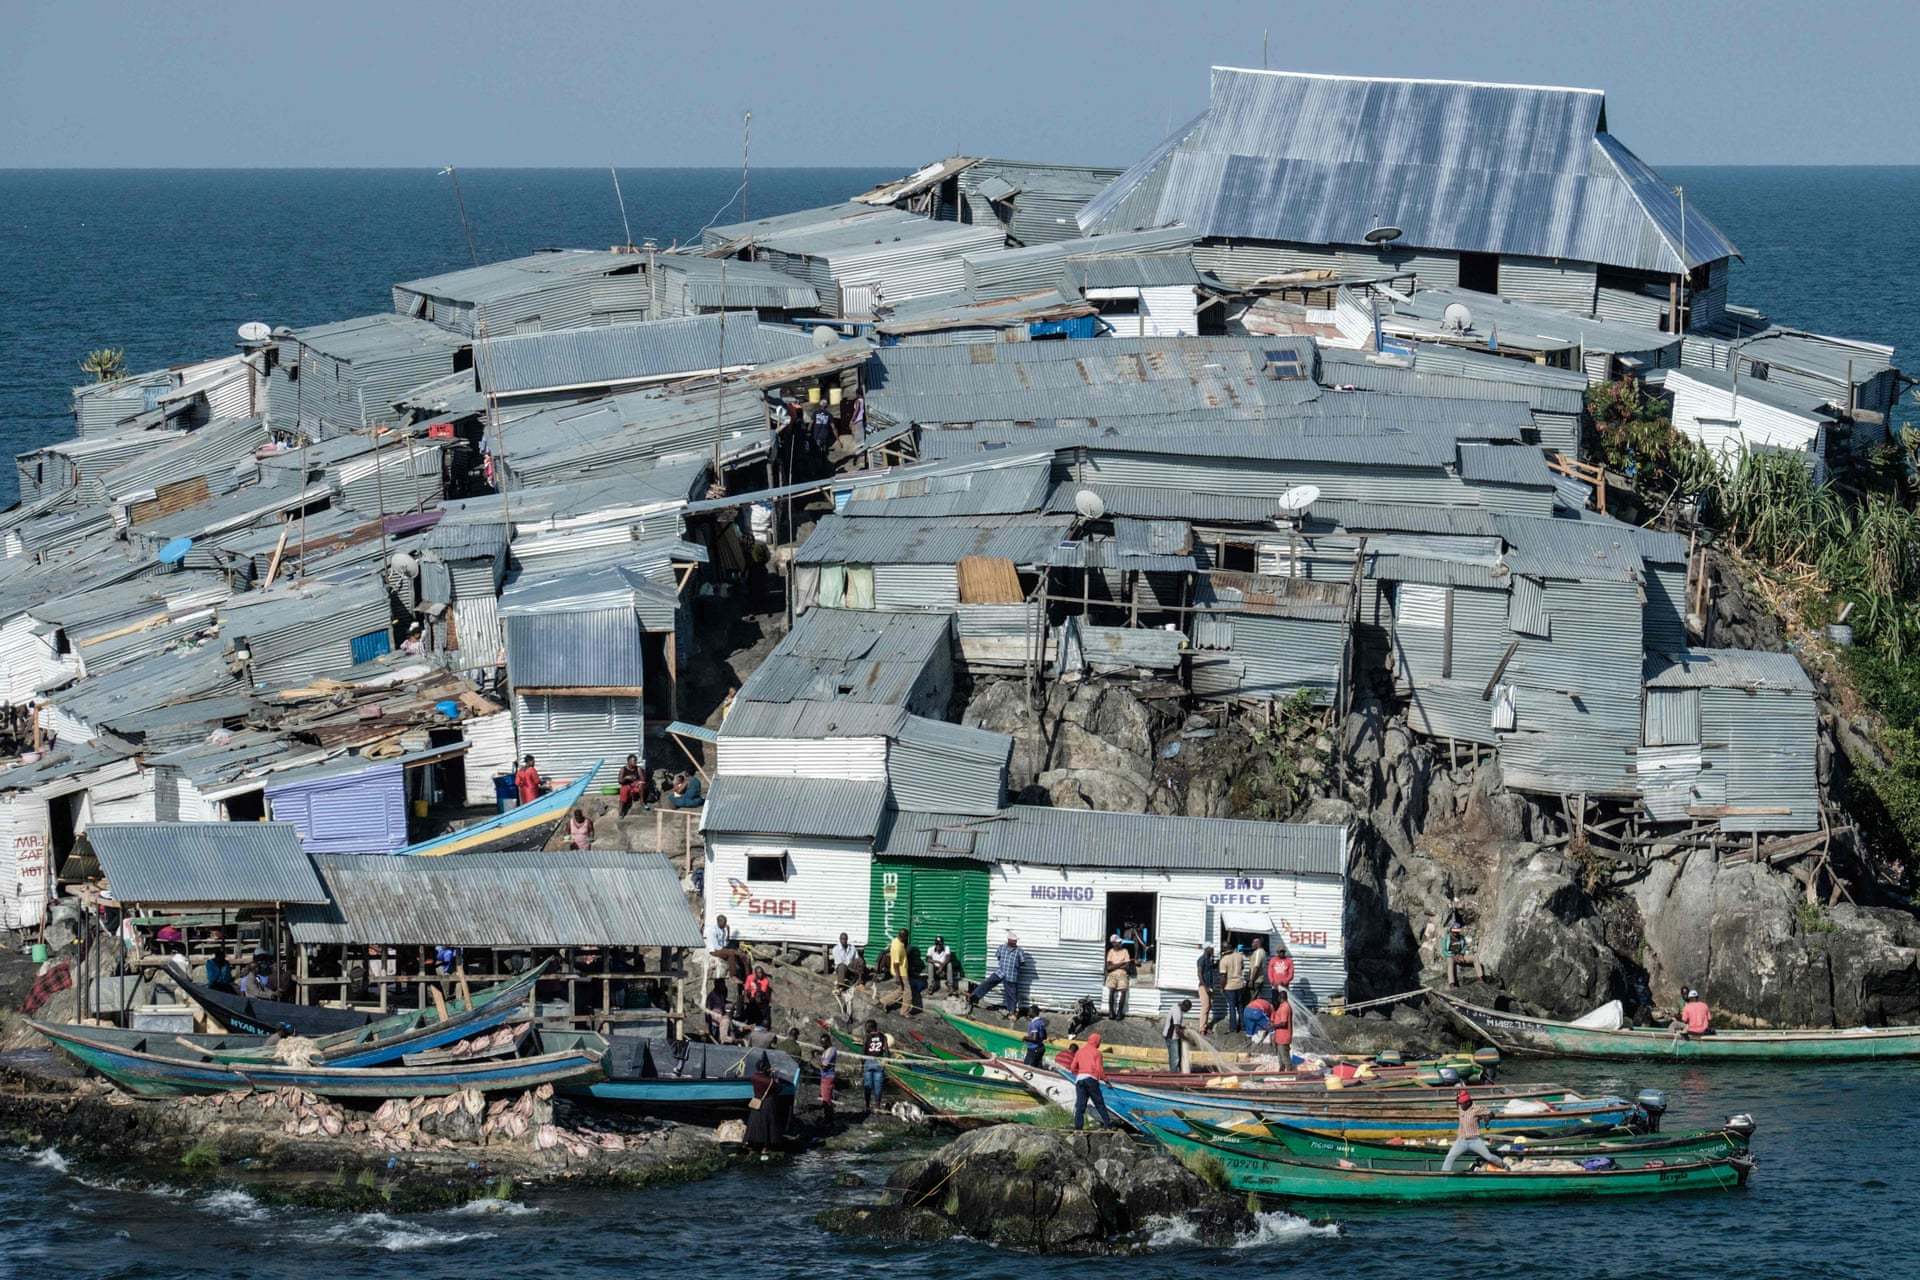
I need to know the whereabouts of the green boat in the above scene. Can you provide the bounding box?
[826,1023,983,1074]
[1143,1123,1751,1201]
[1437,993,1920,1061]
[882,1060,1067,1127]
[1198,1115,1754,1167]
[935,1009,1492,1080]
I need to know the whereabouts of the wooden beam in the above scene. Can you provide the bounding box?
[1481,639,1520,701]
[263,525,292,588]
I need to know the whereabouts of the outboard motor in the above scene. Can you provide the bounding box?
[1437,1066,1462,1085]
[1724,1113,1757,1141]
[1374,1049,1404,1067]
[1068,995,1101,1038]
[1636,1088,1670,1133]
[1472,1046,1502,1081]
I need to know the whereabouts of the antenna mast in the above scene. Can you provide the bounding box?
[440,166,480,266]
[610,165,634,248]
[716,110,751,475]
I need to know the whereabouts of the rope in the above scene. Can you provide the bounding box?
[1331,987,1435,1014]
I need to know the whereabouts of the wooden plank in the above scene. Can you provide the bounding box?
[957,555,1022,605]
[262,525,292,587]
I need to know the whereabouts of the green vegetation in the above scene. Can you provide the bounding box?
[179,1140,220,1172]
[1796,900,1837,935]
[1587,380,1920,872]
[1228,691,1326,821]
[1181,1149,1229,1192]
[79,347,127,383]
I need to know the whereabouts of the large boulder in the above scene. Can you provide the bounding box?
[1475,845,1631,1014]
[964,679,1048,791]
[818,1126,1253,1253]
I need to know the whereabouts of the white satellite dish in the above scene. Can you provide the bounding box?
[1073,489,1106,519]
[811,325,838,350]
[1443,303,1473,333]
[1364,225,1404,246]
[389,551,419,580]
[1276,483,1321,514]
[236,321,272,344]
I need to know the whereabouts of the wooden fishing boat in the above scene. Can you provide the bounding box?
[174,973,382,1037]
[936,1009,1493,1078]
[398,1020,534,1067]
[547,1029,800,1120]
[1435,992,1920,1061]
[1201,1115,1754,1166]
[1098,1077,1641,1140]
[195,963,547,1068]
[397,763,602,857]
[32,1021,602,1100]
[883,1060,1066,1127]
[1141,1123,1750,1202]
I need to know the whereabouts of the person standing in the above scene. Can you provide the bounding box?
[818,1032,839,1118]
[1195,943,1219,1032]
[1070,1033,1117,1130]
[968,933,1025,1014]
[1441,1089,1509,1173]
[706,913,733,988]
[1160,998,1192,1072]
[1267,941,1294,996]
[1248,937,1269,991]
[617,754,645,817]
[514,754,543,806]
[829,932,861,1022]
[1220,944,1250,1032]
[743,964,773,1028]
[704,977,732,1042]
[1022,1006,1050,1067]
[861,1020,888,1114]
[888,928,912,1012]
[1270,989,1293,1065]
[1103,935,1133,1019]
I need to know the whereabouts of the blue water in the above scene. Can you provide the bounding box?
[2,167,1919,1270]
[4,1061,1914,1279]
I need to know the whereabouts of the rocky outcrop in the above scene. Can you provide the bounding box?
[819,1126,1253,1253]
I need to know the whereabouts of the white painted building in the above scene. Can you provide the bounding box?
[1664,367,1835,481]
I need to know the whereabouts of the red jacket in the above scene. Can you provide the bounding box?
[514,765,541,804]
[1069,1035,1107,1081]
[1268,954,1294,988]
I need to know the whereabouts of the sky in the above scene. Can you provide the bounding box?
[3,0,1917,168]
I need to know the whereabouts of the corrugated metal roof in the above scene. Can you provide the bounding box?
[702,775,890,840]
[895,713,1013,762]
[1379,286,1679,358]
[288,851,701,947]
[284,312,470,364]
[480,315,814,395]
[1081,67,1738,274]
[733,609,950,711]
[1309,498,1500,536]
[1044,481,1290,524]
[797,513,1070,566]
[1645,647,1813,692]
[874,286,1093,336]
[395,250,636,306]
[500,561,679,630]
[1458,443,1556,488]
[80,821,326,905]
[1494,513,1644,581]
[837,456,1055,519]
[719,699,908,740]
[652,254,822,311]
[880,805,1346,875]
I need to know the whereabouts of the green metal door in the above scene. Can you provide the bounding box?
[867,857,989,982]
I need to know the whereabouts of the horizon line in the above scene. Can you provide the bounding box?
[5,161,1920,173]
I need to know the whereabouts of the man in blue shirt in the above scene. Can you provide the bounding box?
[1021,1007,1049,1066]
[966,934,1025,1015]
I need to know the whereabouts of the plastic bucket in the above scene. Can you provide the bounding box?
[30,943,49,963]
[412,799,429,819]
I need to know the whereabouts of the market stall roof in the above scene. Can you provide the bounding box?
[78,822,326,906]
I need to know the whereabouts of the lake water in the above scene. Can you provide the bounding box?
[1,166,1918,1271]
[4,1059,1915,1279]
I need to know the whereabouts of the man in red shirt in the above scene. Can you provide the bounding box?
[514,755,543,806]
[1676,989,1713,1036]
[1070,1033,1118,1130]
[1267,943,1294,993]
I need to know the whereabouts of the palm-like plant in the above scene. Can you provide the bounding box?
[79,347,127,383]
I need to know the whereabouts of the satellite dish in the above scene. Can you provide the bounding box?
[236,321,272,344]
[1364,225,1404,245]
[811,325,838,350]
[390,551,419,580]
[1276,484,1321,514]
[1443,303,1474,334]
[1073,489,1106,519]
[157,536,194,566]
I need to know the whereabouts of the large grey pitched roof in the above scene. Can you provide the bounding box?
[1080,67,1738,274]
[80,822,326,905]
[880,805,1346,875]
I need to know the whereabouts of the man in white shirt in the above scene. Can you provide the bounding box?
[706,914,733,986]
[1159,998,1192,1072]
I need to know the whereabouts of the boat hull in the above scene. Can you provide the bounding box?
[1144,1124,1749,1202]
[399,764,602,857]
[883,1061,1064,1126]
[175,976,381,1038]
[1235,1119,1751,1166]
[33,1022,601,1100]
[1100,1079,1639,1140]
[1437,994,1920,1061]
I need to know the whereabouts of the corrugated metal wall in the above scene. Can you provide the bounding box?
[1407,677,1498,745]
[714,736,889,782]
[704,837,874,948]
[461,710,518,806]
[266,764,408,854]
[1500,256,1598,312]
[0,792,51,929]
[1701,687,1819,833]
[872,563,960,609]
[1643,687,1700,747]
[512,691,644,780]
[1644,563,1688,654]
[866,858,990,978]
[887,737,1007,815]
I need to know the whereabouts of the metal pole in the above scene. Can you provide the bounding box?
[442,166,479,267]
[1676,185,1687,333]
[739,111,752,226]
[610,166,634,248]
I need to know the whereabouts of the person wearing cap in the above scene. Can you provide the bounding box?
[1103,934,1133,1019]
[1441,1089,1509,1172]
[925,936,959,995]
[967,933,1027,1015]
[1674,988,1713,1036]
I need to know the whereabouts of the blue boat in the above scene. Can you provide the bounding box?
[399,762,603,857]
[1097,1078,1641,1140]
[544,1029,799,1119]
[32,1020,603,1100]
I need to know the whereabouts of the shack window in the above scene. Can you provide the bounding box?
[1217,542,1256,572]
[1458,252,1499,294]
[746,855,789,882]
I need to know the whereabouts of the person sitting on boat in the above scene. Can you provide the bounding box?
[967,933,1026,1015]
[514,755,545,806]
[667,771,704,809]
[704,977,733,1042]
[1674,989,1714,1037]
[1022,1007,1050,1067]
[237,953,274,1000]
[1069,1033,1119,1130]
[617,754,646,817]
[204,946,234,993]
[1441,1089,1510,1173]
